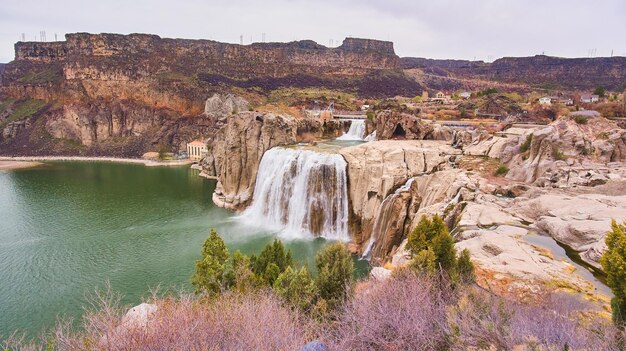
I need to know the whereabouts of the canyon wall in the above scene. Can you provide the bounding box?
[402,55,626,91]
[0,33,411,155]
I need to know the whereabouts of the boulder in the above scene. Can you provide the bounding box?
[121,303,158,331]
[204,93,249,116]
[370,267,392,281]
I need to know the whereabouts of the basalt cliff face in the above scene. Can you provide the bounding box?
[0,33,413,155]
[402,55,626,91]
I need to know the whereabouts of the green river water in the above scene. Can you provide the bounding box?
[0,161,367,338]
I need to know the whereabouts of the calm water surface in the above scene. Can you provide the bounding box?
[0,162,367,338]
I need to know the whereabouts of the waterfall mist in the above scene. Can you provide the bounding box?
[240,147,350,241]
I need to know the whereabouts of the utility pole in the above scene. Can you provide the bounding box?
[55,33,58,42]
[21,33,25,42]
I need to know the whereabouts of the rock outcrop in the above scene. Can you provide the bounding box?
[202,112,298,210]
[339,140,460,250]
[506,117,626,185]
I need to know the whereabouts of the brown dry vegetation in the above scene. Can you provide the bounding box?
[5,273,624,351]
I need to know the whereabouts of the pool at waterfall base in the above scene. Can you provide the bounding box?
[0,161,368,338]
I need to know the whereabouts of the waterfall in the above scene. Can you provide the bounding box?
[364,130,377,142]
[337,119,366,140]
[239,147,350,241]
[361,178,414,260]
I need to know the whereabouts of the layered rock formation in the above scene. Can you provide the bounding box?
[0,33,417,155]
[339,140,460,250]
[401,55,626,91]
[203,112,298,210]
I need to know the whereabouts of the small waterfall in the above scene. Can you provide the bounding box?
[337,119,366,140]
[361,178,414,260]
[364,130,377,142]
[240,147,350,241]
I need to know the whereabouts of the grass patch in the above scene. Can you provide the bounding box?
[552,148,566,161]
[1,99,47,128]
[17,67,63,84]
[156,71,197,85]
[267,88,357,110]
[0,98,17,115]
[494,165,509,176]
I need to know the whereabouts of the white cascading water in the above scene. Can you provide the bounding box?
[361,178,415,259]
[364,130,377,142]
[337,119,366,140]
[239,147,350,241]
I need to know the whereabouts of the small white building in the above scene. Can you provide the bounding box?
[459,91,471,99]
[187,140,208,160]
[539,96,553,105]
[580,94,600,103]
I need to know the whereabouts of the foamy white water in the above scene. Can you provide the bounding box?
[337,119,366,140]
[239,147,350,241]
[364,130,377,142]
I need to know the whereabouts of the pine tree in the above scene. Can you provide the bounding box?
[600,220,626,325]
[410,247,437,274]
[274,266,317,312]
[457,249,476,284]
[431,229,457,272]
[191,229,230,296]
[251,239,294,286]
[315,242,354,310]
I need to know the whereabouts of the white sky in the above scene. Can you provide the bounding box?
[1,0,625,63]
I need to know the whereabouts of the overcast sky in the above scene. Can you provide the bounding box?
[1,0,625,63]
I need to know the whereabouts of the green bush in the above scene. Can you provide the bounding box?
[315,242,354,310]
[251,239,294,286]
[406,215,475,283]
[520,134,533,153]
[600,220,626,325]
[477,88,498,97]
[495,165,509,176]
[274,266,317,312]
[552,148,566,161]
[192,229,230,296]
[573,115,588,124]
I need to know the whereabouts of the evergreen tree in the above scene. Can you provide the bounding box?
[315,242,354,310]
[227,250,259,292]
[409,247,437,274]
[251,239,294,285]
[274,266,317,312]
[431,229,457,272]
[406,214,475,283]
[457,249,476,284]
[407,214,447,256]
[600,220,626,325]
[191,229,230,296]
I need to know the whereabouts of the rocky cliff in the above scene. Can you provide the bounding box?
[202,110,347,210]
[0,33,416,155]
[402,55,626,91]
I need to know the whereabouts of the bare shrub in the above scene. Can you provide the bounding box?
[323,273,452,350]
[8,290,309,351]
